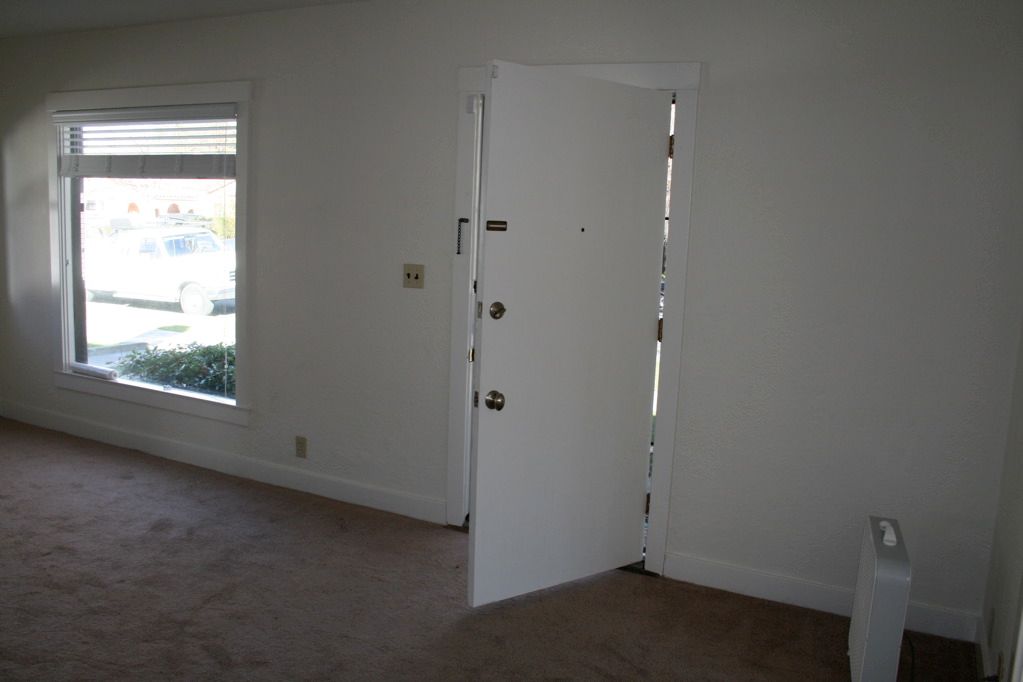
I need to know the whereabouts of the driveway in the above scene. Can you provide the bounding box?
[85,299,235,369]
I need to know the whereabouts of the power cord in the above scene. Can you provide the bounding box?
[903,631,916,682]
[902,633,1001,682]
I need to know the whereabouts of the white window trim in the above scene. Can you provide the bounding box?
[46,81,252,425]
[53,371,248,426]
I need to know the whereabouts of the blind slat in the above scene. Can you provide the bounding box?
[58,154,236,179]
[52,103,237,125]
[54,104,238,177]
[62,120,236,156]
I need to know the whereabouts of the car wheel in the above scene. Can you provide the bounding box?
[179,283,214,316]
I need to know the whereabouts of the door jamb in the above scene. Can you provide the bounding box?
[445,62,702,575]
[446,67,488,528]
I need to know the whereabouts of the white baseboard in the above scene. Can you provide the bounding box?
[663,550,979,642]
[0,400,447,525]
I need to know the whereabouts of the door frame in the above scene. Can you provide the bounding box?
[446,62,701,575]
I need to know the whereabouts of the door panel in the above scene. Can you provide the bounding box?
[469,61,671,606]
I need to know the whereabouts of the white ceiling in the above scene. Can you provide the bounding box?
[0,0,365,39]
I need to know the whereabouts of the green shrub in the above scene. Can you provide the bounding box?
[117,343,235,398]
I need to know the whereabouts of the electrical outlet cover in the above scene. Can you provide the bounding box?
[403,263,424,289]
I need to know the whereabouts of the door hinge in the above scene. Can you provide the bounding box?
[657,318,664,343]
[668,134,674,160]
[491,64,499,79]
[473,390,479,407]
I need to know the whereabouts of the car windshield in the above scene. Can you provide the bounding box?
[164,233,220,256]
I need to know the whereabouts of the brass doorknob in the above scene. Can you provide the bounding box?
[489,302,507,319]
[484,390,505,411]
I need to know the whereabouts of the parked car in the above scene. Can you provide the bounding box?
[84,226,235,315]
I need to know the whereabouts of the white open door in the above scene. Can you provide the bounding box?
[469,61,672,606]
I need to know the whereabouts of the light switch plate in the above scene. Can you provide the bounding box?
[403,263,424,289]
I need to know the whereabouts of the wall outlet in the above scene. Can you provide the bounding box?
[403,263,424,289]
[295,435,308,459]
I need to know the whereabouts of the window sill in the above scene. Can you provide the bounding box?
[54,371,250,426]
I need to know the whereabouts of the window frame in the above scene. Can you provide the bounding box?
[46,82,251,425]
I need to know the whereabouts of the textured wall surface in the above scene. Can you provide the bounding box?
[660,0,1023,635]
[1,0,1021,639]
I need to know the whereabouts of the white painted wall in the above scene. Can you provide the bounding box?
[1,0,1021,641]
[658,2,1023,638]
[983,315,1023,676]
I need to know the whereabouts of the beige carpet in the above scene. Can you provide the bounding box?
[0,418,976,680]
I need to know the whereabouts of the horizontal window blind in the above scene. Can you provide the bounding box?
[54,103,237,179]
[58,154,236,179]
[62,121,236,156]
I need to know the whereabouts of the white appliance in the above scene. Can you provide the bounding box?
[848,516,911,682]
